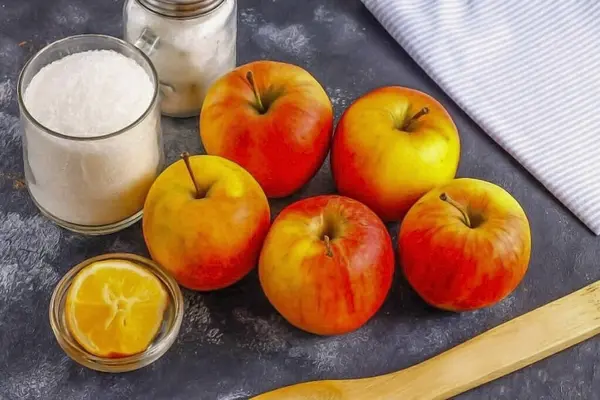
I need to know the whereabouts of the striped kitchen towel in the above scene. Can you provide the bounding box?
[362,0,600,234]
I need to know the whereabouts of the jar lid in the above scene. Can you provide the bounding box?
[138,0,226,18]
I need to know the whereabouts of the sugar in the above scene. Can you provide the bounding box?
[124,0,237,117]
[24,50,153,137]
[22,49,163,228]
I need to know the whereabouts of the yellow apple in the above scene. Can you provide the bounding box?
[143,154,271,291]
[331,87,460,222]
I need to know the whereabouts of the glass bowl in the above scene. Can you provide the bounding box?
[49,253,183,373]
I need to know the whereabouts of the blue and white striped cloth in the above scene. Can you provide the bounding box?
[362,0,600,234]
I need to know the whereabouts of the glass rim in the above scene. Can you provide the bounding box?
[17,34,160,142]
[49,253,184,372]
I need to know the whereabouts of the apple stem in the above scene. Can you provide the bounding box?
[246,71,265,113]
[323,235,334,257]
[181,152,203,199]
[402,107,430,130]
[440,193,472,228]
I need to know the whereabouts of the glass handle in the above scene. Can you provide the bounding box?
[134,27,160,56]
[160,82,175,97]
[133,28,174,97]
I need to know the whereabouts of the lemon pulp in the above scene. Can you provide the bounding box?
[65,260,169,358]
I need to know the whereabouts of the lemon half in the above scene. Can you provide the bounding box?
[65,260,168,358]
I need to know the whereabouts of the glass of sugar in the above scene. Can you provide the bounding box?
[123,0,237,118]
[17,34,165,235]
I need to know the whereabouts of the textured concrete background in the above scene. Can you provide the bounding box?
[1,0,599,399]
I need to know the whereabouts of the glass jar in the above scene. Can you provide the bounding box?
[49,253,184,373]
[17,35,165,235]
[124,0,238,118]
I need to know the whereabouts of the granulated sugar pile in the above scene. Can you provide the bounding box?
[24,50,153,136]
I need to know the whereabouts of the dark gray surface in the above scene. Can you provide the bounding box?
[0,0,598,399]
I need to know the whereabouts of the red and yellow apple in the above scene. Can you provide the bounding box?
[200,60,334,198]
[399,178,531,311]
[143,154,271,291]
[259,195,394,335]
[331,86,460,222]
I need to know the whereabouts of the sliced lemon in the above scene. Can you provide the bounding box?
[65,259,168,358]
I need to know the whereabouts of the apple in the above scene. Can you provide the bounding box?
[331,86,460,222]
[200,60,334,198]
[143,153,271,291]
[259,195,394,335]
[399,178,531,311]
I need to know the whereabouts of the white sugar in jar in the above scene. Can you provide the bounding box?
[124,0,237,118]
[18,35,164,235]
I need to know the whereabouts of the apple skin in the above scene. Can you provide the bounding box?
[259,195,394,335]
[143,155,271,291]
[399,178,531,311]
[331,86,460,222]
[200,60,334,198]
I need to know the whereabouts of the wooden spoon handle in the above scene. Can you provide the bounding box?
[253,281,600,400]
[380,281,600,399]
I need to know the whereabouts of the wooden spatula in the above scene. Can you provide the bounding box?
[252,281,600,400]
